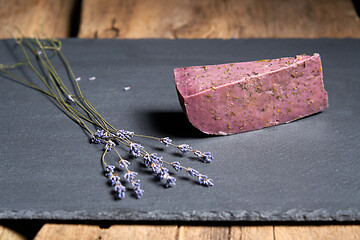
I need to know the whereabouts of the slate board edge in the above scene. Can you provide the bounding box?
[1,209,360,221]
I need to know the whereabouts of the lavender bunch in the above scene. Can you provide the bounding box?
[0,34,214,200]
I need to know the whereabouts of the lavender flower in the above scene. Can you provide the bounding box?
[199,152,214,163]
[193,150,202,157]
[89,76,96,81]
[197,174,208,184]
[192,150,213,163]
[143,154,151,166]
[198,174,214,187]
[150,153,162,163]
[114,183,126,199]
[134,188,144,199]
[129,142,143,157]
[118,159,130,169]
[143,153,162,167]
[203,178,214,186]
[116,191,126,199]
[178,144,192,154]
[186,168,199,177]
[124,171,137,182]
[104,171,113,178]
[105,165,115,173]
[104,140,116,151]
[165,175,176,188]
[75,77,81,81]
[114,182,125,192]
[131,179,141,189]
[143,154,151,167]
[116,129,134,139]
[94,129,105,138]
[109,175,121,186]
[92,129,110,145]
[160,137,172,147]
[170,161,182,171]
[150,162,161,174]
[157,167,169,180]
[91,135,102,144]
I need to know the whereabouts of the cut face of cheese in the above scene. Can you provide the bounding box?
[174,54,329,135]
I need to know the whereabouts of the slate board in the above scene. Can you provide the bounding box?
[0,39,359,222]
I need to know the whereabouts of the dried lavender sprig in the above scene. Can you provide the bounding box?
[1,34,214,200]
[129,134,214,163]
[14,36,137,198]
[98,130,214,189]
[2,35,150,198]
[99,128,210,190]
[102,145,144,199]
[91,126,212,165]
[104,164,126,199]
[140,150,213,187]
[113,148,145,198]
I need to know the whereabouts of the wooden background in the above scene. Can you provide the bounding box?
[1,0,360,39]
[0,0,360,239]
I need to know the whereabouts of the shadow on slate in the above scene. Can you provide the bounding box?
[144,111,210,139]
[0,38,359,222]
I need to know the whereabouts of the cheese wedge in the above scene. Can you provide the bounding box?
[174,54,328,135]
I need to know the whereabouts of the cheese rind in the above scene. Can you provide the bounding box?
[174,54,329,135]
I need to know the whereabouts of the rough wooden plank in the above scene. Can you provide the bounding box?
[0,225,26,240]
[0,0,77,39]
[31,224,360,240]
[101,225,177,240]
[275,225,360,240]
[78,0,360,39]
[230,226,274,240]
[35,224,177,240]
[178,226,229,240]
[34,224,102,240]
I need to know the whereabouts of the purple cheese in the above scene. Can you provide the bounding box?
[174,54,329,135]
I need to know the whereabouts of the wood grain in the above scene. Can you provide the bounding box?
[178,226,230,240]
[101,225,178,240]
[78,0,360,39]
[0,0,77,39]
[35,225,277,240]
[230,226,274,240]
[275,225,360,240]
[35,224,178,240]
[34,224,102,240]
[0,225,26,240]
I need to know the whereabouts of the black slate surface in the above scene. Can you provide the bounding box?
[0,39,359,222]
